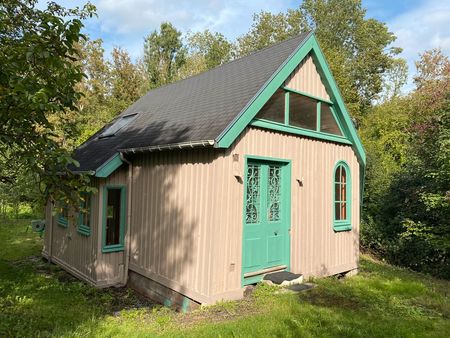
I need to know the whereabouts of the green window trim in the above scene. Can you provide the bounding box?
[333,161,352,232]
[102,185,126,253]
[251,119,351,145]
[77,193,92,236]
[57,204,69,228]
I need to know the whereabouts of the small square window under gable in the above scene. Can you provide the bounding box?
[99,113,138,138]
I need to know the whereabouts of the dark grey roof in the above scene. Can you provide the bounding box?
[73,32,311,172]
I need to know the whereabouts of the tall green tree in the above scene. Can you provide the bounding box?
[143,22,186,88]
[237,0,398,120]
[187,30,233,69]
[0,0,95,204]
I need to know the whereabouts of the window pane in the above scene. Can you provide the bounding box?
[341,202,347,220]
[341,168,346,184]
[246,164,261,223]
[100,114,137,138]
[289,93,317,130]
[320,104,342,135]
[268,165,282,222]
[105,189,122,246]
[256,89,285,123]
[335,202,341,220]
[335,182,341,202]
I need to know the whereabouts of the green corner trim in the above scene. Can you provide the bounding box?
[95,153,124,178]
[250,119,352,145]
[101,185,126,253]
[333,160,352,232]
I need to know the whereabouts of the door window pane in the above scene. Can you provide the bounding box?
[246,164,261,224]
[105,188,122,246]
[256,89,285,124]
[268,165,282,221]
[289,92,317,130]
[320,104,342,135]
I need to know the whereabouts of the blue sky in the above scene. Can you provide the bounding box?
[56,0,450,89]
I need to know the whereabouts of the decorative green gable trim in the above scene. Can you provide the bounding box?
[215,33,366,169]
[95,153,123,178]
[216,32,314,148]
[250,119,352,145]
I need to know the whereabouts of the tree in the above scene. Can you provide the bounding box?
[237,0,398,120]
[0,0,95,204]
[143,22,186,88]
[110,47,148,114]
[187,30,233,69]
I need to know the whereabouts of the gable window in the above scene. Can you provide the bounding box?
[320,103,342,136]
[78,193,92,236]
[289,92,317,130]
[252,87,346,144]
[333,161,351,231]
[102,186,126,252]
[99,113,137,138]
[255,89,285,124]
[57,204,69,228]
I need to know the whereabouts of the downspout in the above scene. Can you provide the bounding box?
[119,152,132,286]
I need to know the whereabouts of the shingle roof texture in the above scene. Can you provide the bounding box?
[73,32,310,172]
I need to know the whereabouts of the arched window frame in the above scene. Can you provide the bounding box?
[333,161,351,231]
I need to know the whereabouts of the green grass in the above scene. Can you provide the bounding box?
[1,220,449,337]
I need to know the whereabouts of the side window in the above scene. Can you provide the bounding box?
[333,161,351,231]
[57,204,69,228]
[102,186,126,252]
[78,193,92,236]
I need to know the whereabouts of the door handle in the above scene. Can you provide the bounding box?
[274,231,278,236]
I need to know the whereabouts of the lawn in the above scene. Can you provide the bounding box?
[1,220,449,337]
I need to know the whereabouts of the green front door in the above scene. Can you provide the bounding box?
[242,158,291,284]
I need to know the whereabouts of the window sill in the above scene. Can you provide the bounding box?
[57,219,68,228]
[333,222,352,232]
[77,224,91,236]
[102,244,124,253]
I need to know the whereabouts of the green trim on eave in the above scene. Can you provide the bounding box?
[215,33,366,170]
[95,153,124,178]
[250,119,352,145]
[283,86,334,105]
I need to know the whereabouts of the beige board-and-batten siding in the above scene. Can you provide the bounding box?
[43,168,128,287]
[129,126,360,304]
[284,53,331,100]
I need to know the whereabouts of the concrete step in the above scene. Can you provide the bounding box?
[263,271,303,286]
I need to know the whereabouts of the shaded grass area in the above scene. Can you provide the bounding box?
[1,220,449,337]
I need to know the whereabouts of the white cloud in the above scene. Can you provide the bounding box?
[387,0,450,89]
[76,0,294,59]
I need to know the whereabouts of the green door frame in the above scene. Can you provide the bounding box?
[242,155,291,286]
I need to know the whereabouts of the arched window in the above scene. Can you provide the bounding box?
[333,161,351,231]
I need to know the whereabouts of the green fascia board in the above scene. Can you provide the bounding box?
[251,119,352,145]
[215,33,366,169]
[216,31,314,148]
[95,153,124,178]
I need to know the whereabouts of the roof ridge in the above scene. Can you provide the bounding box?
[132,32,311,101]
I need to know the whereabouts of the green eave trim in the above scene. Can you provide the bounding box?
[215,33,366,169]
[95,153,124,178]
[251,119,352,145]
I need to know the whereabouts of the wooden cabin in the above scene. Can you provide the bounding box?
[43,32,366,310]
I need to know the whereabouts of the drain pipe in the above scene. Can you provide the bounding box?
[120,152,132,286]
